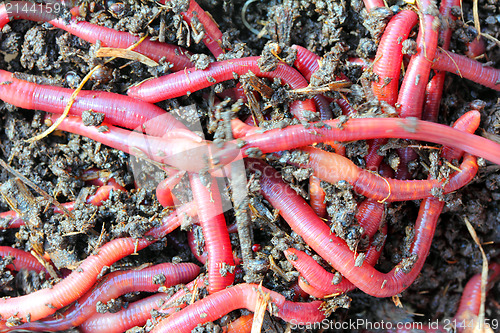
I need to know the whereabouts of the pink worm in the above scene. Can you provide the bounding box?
[432,49,500,91]
[238,117,500,166]
[50,115,238,173]
[442,110,481,161]
[372,10,418,106]
[189,173,234,293]
[309,176,327,218]
[288,146,478,202]
[465,37,486,59]
[80,293,168,333]
[363,0,386,11]
[455,263,500,320]
[423,0,461,122]
[127,57,316,121]
[0,204,195,326]
[223,314,254,333]
[386,263,500,333]
[397,0,440,119]
[0,2,193,71]
[150,284,325,332]
[247,158,444,297]
[12,263,200,331]
[0,247,46,273]
[0,70,195,138]
[285,201,387,298]
[159,0,224,57]
[80,276,207,333]
[156,171,185,207]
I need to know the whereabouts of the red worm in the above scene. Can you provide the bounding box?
[189,173,235,293]
[363,0,386,11]
[80,276,206,333]
[127,57,316,121]
[156,171,185,207]
[291,146,477,202]
[284,199,386,298]
[86,182,126,206]
[0,247,46,274]
[0,70,195,138]
[159,0,224,57]
[247,158,444,297]
[432,49,500,91]
[150,284,325,332]
[13,263,200,331]
[0,205,193,326]
[50,115,238,173]
[223,314,254,333]
[0,2,193,71]
[454,263,500,321]
[309,176,327,218]
[465,37,486,59]
[187,228,207,264]
[442,110,481,161]
[372,10,418,106]
[238,117,500,166]
[397,0,440,119]
[423,0,460,122]
[80,293,168,333]
[385,263,500,333]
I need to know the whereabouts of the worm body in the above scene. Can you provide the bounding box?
[150,284,325,332]
[14,263,200,331]
[0,2,193,71]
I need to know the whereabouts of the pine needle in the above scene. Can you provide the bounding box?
[463,217,488,332]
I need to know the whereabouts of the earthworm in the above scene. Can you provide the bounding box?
[289,146,477,202]
[465,37,486,59]
[441,110,481,161]
[284,199,386,298]
[371,10,418,106]
[150,284,325,332]
[156,171,185,207]
[127,57,316,121]
[0,205,192,326]
[12,263,200,331]
[239,117,500,166]
[187,228,207,264]
[187,227,241,265]
[189,173,235,293]
[0,246,46,274]
[159,0,224,57]
[248,158,444,297]
[223,314,254,333]
[0,2,193,71]
[50,115,238,173]
[80,277,206,333]
[432,49,500,91]
[397,0,440,119]
[0,183,124,229]
[363,0,386,11]
[386,263,500,333]
[309,176,327,218]
[423,0,460,122]
[80,293,168,333]
[454,263,500,321]
[0,70,192,138]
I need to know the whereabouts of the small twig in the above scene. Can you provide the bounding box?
[463,217,488,331]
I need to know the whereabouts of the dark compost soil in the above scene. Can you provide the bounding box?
[0,0,499,332]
